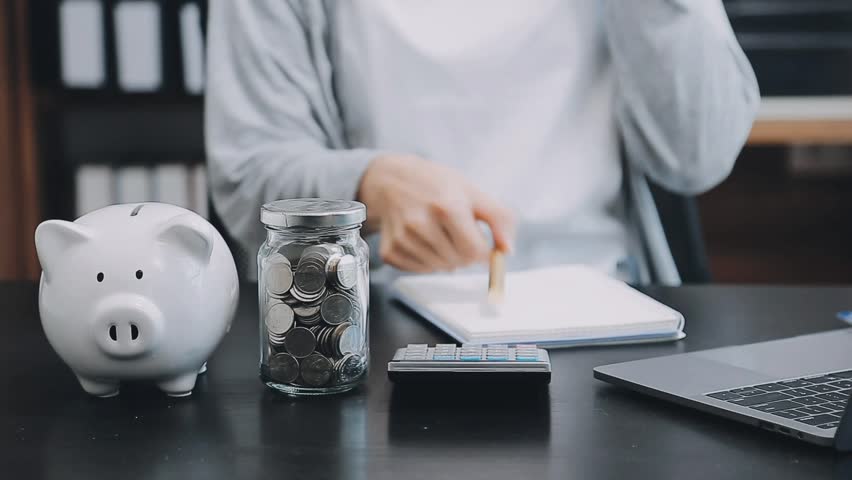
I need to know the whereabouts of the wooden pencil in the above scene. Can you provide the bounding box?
[488,249,505,303]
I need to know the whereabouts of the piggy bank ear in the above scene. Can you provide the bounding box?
[156,214,215,267]
[35,220,93,282]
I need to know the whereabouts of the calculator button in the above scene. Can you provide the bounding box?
[486,350,509,361]
[433,344,457,361]
[459,346,483,361]
[403,344,429,361]
[515,345,539,361]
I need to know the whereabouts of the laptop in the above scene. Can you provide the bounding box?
[594,328,852,449]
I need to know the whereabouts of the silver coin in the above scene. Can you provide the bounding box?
[336,323,362,356]
[302,244,343,260]
[277,243,308,264]
[304,288,329,306]
[333,254,358,290]
[293,304,320,317]
[263,298,283,316]
[300,353,333,386]
[288,287,311,303]
[294,257,327,295]
[321,326,336,355]
[267,331,287,346]
[290,281,326,303]
[334,353,364,384]
[321,293,353,325]
[282,295,300,306]
[268,353,300,384]
[297,312,323,327]
[283,327,316,358]
[264,253,293,296]
[265,303,295,335]
[268,329,287,340]
[293,256,326,295]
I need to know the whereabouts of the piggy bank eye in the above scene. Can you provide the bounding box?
[96,272,104,282]
[135,270,143,280]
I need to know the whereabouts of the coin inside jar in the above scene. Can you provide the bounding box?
[292,304,320,318]
[334,353,364,384]
[321,293,354,325]
[300,353,333,386]
[296,313,322,327]
[294,256,328,295]
[265,303,295,336]
[336,323,362,356]
[264,253,293,296]
[283,326,317,358]
[303,243,343,259]
[329,254,358,290]
[268,352,300,384]
[289,284,325,304]
[278,243,308,264]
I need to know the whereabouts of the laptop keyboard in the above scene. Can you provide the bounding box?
[706,370,852,430]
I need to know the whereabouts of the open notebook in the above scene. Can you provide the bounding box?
[391,265,685,348]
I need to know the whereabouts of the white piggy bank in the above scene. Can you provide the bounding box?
[35,203,239,398]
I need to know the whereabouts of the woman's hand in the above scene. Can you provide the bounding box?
[357,154,515,273]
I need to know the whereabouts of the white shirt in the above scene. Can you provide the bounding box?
[330,0,632,276]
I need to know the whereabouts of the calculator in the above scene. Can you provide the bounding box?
[387,344,551,385]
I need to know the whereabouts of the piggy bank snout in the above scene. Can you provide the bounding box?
[93,294,164,359]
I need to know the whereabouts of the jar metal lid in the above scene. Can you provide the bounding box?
[261,199,367,228]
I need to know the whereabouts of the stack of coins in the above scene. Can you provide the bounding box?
[261,242,366,388]
[309,322,361,358]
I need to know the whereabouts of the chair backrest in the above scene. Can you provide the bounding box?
[648,183,712,284]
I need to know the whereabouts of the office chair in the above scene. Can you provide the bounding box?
[648,184,712,283]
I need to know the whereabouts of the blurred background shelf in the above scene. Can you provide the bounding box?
[749,97,852,145]
[1,0,852,282]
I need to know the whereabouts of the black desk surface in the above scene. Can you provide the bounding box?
[3,282,852,479]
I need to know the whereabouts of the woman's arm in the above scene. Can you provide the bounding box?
[603,0,760,194]
[205,0,380,257]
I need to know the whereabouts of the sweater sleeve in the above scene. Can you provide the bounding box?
[205,0,380,264]
[603,0,760,195]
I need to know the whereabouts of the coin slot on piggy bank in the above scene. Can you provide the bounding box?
[35,203,239,398]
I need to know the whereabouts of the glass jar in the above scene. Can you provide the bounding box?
[258,199,369,395]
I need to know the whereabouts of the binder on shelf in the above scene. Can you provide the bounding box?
[153,163,191,209]
[75,165,114,216]
[116,166,153,204]
[114,1,163,92]
[180,2,205,94]
[59,0,106,88]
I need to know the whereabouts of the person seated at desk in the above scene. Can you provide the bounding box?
[205,0,759,283]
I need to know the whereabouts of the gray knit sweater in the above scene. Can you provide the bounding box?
[204,0,759,284]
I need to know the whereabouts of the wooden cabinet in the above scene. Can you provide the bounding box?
[0,0,40,281]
